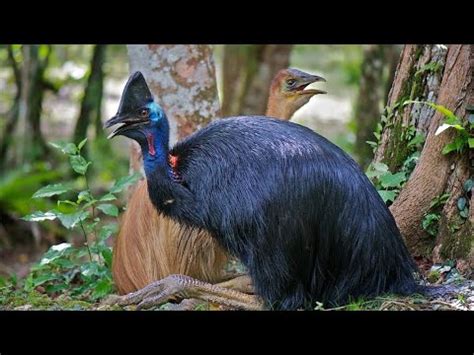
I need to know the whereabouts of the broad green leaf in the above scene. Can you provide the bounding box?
[468,138,474,148]
[57,210,89,229]
[58,200,78,207]
[442,142,459,155]
[77,138,88,151]
[69,155,91,175]
[101,248,113,268]
[49,141,77,155]
[459,208,469,219]
[379,172,406,188]
[77,190,93,204]
[92,278,113,300]
[110,173,141,194]
[366,162,389,179]
[22,210,58,222]
[97,204,119,217]
[99,193,117,202]
[80,262,100,278]
[407,132,425,147]
[457,197,467,211]
[464,179,473,192]
[31,273,60,288]
[32,183,69,199]
[378,190,397,203]
[99,223,118,241]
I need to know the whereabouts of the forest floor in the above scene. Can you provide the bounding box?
[1,281,472,311]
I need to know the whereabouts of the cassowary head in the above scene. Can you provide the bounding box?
[269,68,326,119]
[105,71,168,157]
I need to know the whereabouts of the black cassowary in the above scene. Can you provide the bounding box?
[105,71,418,310]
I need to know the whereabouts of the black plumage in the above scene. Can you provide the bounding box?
[106,72,418,310]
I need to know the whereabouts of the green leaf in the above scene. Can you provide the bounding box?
[22,210,58,222]
[378,190,397,203]
[366,162,389,179]
[57,200,78,207]
[57,210,90,229]
[77,190,93,204]
[69,155,91,175]
[101,248,113,268]
[407,132,425,147]
[99,223,118,241]
[99,193,117,202]
[468,138,474,148]
[457,197,467,211]
[463,179,473,192]
[32,183,70,199]
[31,273,60,288]
[49,141,77,155]
[459,208,469,219]
[379,172,406,189]
[77,138,88,151]
[442,142,459,155]
[110,173,141,194]
[97,204,119,217]
[80,262,100,278]
[92,278,114,300]
[422,213,440,236]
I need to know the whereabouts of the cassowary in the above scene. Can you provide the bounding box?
[112,68,326,296]
[105,71,418,310]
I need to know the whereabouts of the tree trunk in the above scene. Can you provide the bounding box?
[0,45,22,169]
[353,45,386,169]
[17,45,51,164]
[127,45,220,181]
[221,45,292,117]
[73,45,106,146]
[373,45,473,275]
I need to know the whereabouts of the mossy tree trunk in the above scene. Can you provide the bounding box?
[373,45,473,275]
[73,45,107,148]
[221,45,292,117]
[126,45,220,188]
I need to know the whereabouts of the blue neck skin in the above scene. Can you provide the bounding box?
[141,101,172,177]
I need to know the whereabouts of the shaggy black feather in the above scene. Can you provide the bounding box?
[145,116,418,309]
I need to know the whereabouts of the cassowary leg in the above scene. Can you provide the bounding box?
[215,274,254,294]
[108,274,263,310]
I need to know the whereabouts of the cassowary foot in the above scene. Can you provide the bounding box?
[107,274,263,310]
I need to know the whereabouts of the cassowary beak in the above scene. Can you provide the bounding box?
[295,74,327,96]
[104,114,149,139]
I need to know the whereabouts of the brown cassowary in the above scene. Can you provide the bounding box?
[105,71,419,310]
[112,68,326,296]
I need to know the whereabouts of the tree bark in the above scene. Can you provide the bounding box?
[353,45,386,169]
[0,45,22,169]
[73,45,106,146]
[17,45,51,164]
[126,45,220,181]
[221,45,292,117]
[373,45,473,274]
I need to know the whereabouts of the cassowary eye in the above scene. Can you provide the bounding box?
[286,79,296,87]
[140,108,149,117]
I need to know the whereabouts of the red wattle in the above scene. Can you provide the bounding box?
[146,134,156,156]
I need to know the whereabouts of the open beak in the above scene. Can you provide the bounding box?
[296,74,327,96]
[104,114,149,139]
